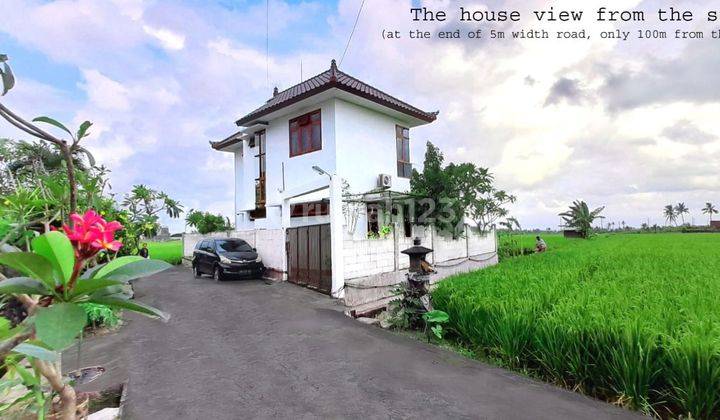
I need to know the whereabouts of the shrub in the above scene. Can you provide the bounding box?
[185,209,231,234]
[81,303,120,329]
[386,282,425,329]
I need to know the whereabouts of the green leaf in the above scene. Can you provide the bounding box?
[31,116,73,137]
[0,252,56,290]
[88,284,132,300]
[34,303,86,350]
[68,279,124,299]
[80,262,104,280]
[13,343,58,362]
[31,232,75,286]
[1,61,14,96]
[0,392,34,414]
[0,323,22,341]
[0,277,51,295]
[423,310,450,324]
[0,318,10,337]
[431,325,444,339]
[0,378,22,392]
[12,362,39,387]
[90,297,168,321]
[92,256,143,279]
[76,120,92,140]
[97,259,171,282]
[76,145,96,167]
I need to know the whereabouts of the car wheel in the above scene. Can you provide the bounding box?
[213,266,223,282]
[193,264,202,278]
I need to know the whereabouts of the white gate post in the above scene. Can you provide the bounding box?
[329,174,345,298]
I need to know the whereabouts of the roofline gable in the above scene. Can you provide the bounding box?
[235,59,438,127]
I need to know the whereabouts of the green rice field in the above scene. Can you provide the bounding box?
[146,240,183,265]
[433,233,720,418]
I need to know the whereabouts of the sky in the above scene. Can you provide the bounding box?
[1,0,718,232]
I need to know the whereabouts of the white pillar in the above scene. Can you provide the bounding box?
[281,198,291,229]
[329,174,345,298]
[281,198,291,280]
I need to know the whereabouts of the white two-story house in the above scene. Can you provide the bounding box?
[210,60,497,308]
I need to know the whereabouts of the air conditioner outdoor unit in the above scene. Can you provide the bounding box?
[377,173,392,188]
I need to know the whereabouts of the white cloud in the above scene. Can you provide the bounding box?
[80,69,131,111]
[143,25,186,51]
[1,0,718,231]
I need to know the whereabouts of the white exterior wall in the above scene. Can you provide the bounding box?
[334,99,411,194]
[343,235,396,279]
[342,225,498,308]
[233,97,410,230]
[343,225,496,281]
[468,226,494,255]
[432,231,469,262]
[224,92,430,299]
[234,99,337,230]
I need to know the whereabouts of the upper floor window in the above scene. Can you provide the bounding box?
[254,130,266,212]
[396,125,411,178]
[289,110,321,157]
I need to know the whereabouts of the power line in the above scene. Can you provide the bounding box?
[266,0,269,89]
[339,0,366,66]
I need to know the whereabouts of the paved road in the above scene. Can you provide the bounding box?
[74,266,641,419]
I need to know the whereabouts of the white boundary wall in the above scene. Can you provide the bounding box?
[343,225,497,309]
[182,229,285,273]
[182,224,496,308]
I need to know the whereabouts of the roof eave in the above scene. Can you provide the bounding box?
[210,138,240,151]
[210,131,245,151]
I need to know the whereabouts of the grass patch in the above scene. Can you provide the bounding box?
[433,233,720,419]
[145,240,182,265]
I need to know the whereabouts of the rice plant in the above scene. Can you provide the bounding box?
[432,233,720,418]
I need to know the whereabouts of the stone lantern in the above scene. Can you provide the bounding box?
[401,237,434,301]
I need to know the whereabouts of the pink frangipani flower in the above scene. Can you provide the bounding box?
[62,209,124,259]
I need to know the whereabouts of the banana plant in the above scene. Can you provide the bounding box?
[558,200,605,238]
[0,209,170,419]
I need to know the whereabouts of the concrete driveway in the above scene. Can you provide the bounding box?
[69,266,640,419]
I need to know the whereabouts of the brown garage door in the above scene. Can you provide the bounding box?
[286,224,332,294]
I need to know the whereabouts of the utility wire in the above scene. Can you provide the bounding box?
[339,0,366,66]
[266,0,269,89]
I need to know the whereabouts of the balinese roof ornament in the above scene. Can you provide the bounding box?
[330,59,338,82]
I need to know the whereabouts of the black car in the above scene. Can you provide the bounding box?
[192,238,265,281]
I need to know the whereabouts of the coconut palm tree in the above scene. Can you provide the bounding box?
[674,202,689,225]
[702,202,718,225]
[663,205,677,226]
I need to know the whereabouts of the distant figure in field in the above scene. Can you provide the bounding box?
[139,243,149,259]
[535,236,547,253]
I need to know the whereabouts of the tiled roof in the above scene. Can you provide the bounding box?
[235,60,438,126]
